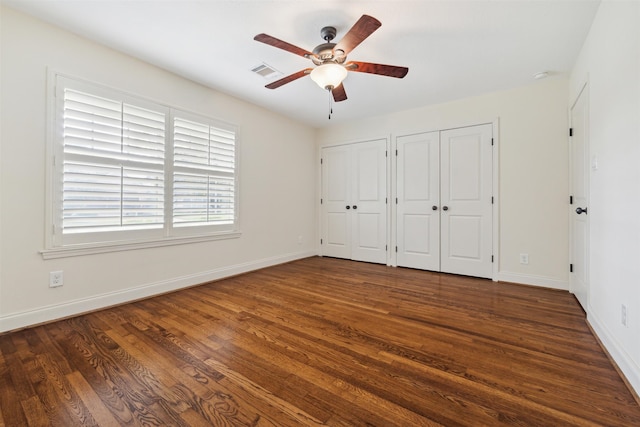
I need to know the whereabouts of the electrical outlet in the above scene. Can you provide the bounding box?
[519,253,529,265]
[50,271,63,288]
[621,304,627,327]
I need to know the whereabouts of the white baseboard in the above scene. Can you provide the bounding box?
[587,310,640,396]
[0,250,316,333]
[496,271,569,290]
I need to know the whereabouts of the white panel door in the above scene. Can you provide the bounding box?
[440,124,493,278]
[570,84,589,310]
[321,140,387,264]
[351,140,388,264]
[396,132,440,270]
[321,145,351,259]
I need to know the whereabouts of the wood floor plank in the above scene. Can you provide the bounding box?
[1,256,640,426]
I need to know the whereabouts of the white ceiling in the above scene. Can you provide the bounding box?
[3,0,600,128]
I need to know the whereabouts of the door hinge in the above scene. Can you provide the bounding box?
[491,138,494,146]
[396,197,398,204]
[320,158,323,164]
[569,195,573,204]
[386,150,388,157]
[320,198,323,205]
[491,196,494,204]
[396,149,398,156]
[320,239,323,245]
[385,197,388,204]
[395,246,398,253]
[570,263,573,272]
[385,245,388,251]
[569,128,573,137]
[491,255,494,263]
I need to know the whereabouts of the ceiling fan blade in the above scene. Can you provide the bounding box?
[254,33,314,58]
[332,84,347,102]
[334,15,381,56]
[265,68,312,89]
[346,61,409,78]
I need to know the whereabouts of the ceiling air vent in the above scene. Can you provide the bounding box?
[251,63,281,79]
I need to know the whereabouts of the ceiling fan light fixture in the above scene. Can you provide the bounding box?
[310,63,348,90]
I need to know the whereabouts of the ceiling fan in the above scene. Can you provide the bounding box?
[254,14,409,103]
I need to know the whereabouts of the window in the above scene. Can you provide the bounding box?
[172,116,236,227]
[46,74,239,255]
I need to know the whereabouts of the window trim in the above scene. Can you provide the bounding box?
[40,231,242,260]
[43,71,241,258]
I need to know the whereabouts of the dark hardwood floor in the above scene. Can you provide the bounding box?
[1,256,639,426]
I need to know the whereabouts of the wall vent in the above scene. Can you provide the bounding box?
[251,63,281,79]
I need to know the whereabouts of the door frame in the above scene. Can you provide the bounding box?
[390,119,500,281]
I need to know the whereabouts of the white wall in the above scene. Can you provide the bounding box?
[570,0,640,395]
[317,77,570,290]
[0,7,317,332]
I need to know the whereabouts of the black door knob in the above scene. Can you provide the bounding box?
[432,206,438,211]
[442,206,449,211]
[576,207,588,215]
[345,205,350,209]
[352,205,358,210]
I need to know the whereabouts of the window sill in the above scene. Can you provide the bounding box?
[40,231,241,259]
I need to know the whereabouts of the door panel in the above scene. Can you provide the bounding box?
[570,85,589,309]
[396,132,440,270]
[440,125,493,278]
[403,214,431,254]
[355,145,382,201]
[448,136,481,201]
[326,213,348,247]
[355,213,382,248]
[447,215,482,259]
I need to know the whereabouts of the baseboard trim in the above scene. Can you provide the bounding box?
[496,271,568,290]
[0,250,317,333]
[587,310,640,398]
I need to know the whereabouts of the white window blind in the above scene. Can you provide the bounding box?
[49,75,239,251]
[62,89,166,233]
[173,117,236,226]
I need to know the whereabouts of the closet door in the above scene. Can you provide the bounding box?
[321,139,388,264]
[396,132,440,270]
[321,145,352,259]
[350,140,388,264]
[440,124,493,278]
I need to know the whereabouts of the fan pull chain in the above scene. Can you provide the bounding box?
[328,89,333,120]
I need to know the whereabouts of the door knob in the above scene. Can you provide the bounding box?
[576,207,588,215]
[442,206,449,211]
[352,205,358,210]
[345,205,350,209]
[432,206,438,211]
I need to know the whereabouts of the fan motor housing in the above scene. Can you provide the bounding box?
[311,26,346,65]
[312,43,336,59]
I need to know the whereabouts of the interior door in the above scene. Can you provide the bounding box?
[396,132,440,270]
[440,124,493,278]
[570,84,589,310]
[351,140,388,264]
[321,140,387,264]
[321,145,351,259]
